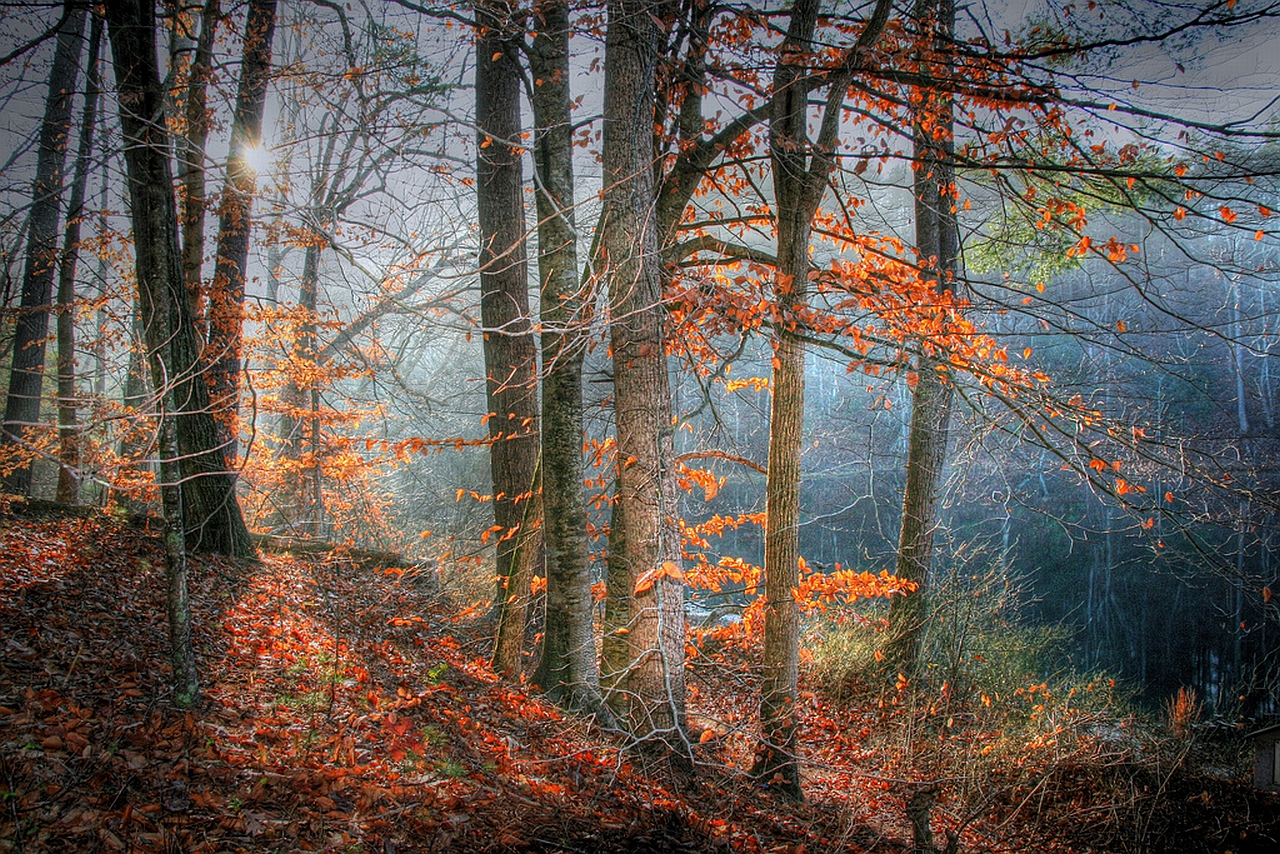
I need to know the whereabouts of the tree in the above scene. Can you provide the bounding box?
[884,0,960,677]
[206,0,279,464]
[1,2,87,495]
[54,13,103,504]
[755,0,892,798]
[473,0,544,680]
[600,0,686,750]
[103,0,252,559]
[525,0,605,713]
[175,0,220,325]
[104,0,202,705]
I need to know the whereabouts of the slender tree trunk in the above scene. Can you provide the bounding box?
[105,0,253,559]
[105,0,203,705]
[1,4,87,495]
[475,0,543,680]
[602,479,630,699]
[55,16,103,504]
[755,0,820,800]
[884,0,959,678]
[157,399,198,707]
[276,242,325,535]
[525,0,604,713]
[207,0,278,464]
[754,0,894,796]
[178,0,220,328]
[602,0,686,751]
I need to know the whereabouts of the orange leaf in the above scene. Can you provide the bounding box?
[1264,587,1273,603]
[1116,319,1127,332]
[634,570,657,596]
[1173,207,1186,221]
[1220,206,1237,224]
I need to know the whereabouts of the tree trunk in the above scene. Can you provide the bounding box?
[476,0,543,680]
[55,15,103,505]
[755,0,820,800]
[1,3,87,495]
[178,0,220,328]
[602,479,630,701]
[105,0,203,706]
[207,0,278,464]
[525,0,604,713]
[105,0,254,560]
[275,242,326,536]
[754,0,894,796]
[602,0,686,751]
[885,0,960,677]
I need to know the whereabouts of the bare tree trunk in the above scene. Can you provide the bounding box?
[1,3,87,495]
[105,0,253,560]
[177,0,220,328]
[475,0,543,680]
[207,0,278,464]
[105,0,204,705]
[276,243,326,536]
[602,0,686,751]
[884,0,959,678]
[755,0,894,797]
[755,0,820,799]
[602,479,630,700]
[55,16,103,504]
[526,0,604,713]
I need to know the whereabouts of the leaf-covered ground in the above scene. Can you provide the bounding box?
[1,507,1277,853]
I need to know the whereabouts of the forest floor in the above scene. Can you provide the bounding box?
[1,505,1277,853]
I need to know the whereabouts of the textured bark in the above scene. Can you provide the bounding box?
[54,16,102,505]
[476,1,543,679]
[158,402,199,707]
[602,0,686,750]
[755,0,895,798]
[1,4,87,496]
[178,0,220,326]
[601,479,630,701]
[885,0,959,678]
[525,0,603,713]
[207,0,278,463]
[106,0,253,559]
[106,0,202,706]
[755,0,820,800]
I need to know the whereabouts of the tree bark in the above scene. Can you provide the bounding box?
[55,15,103,505]
[475,0,543,680]
[1,3,87,496]
[105,0,202,706]
[177,0,220,328]
[755,0,821,800]
[754,0,894,797]
[275,243,327,537]
[885,0,960,678]
[525,0,604,713]
[105,0,253,560]
[602,0,686,751]
[207,0,278,464]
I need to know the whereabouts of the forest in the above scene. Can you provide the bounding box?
[1,0,1279,851]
